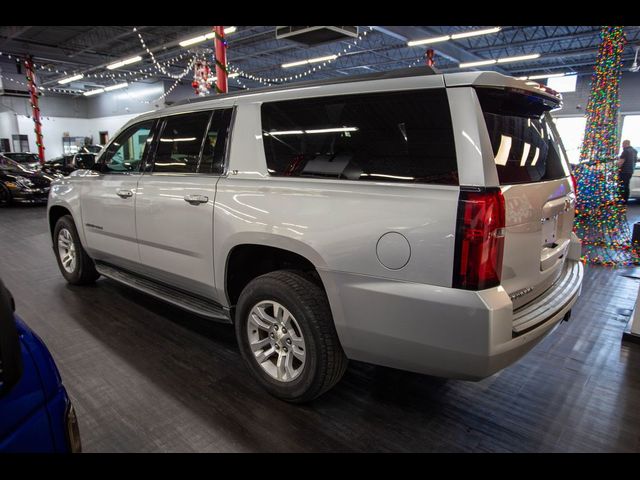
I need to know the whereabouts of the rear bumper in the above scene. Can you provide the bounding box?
[320,259,583,380]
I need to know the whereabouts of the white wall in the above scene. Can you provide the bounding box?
[14,113,138,159]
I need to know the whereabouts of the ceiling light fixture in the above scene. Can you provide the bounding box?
[107,56,143,70]
[408,27,501,47]
[407,35,450,47]
[497,53,541,64]
[104,82,128,91]
[179,26,237,47]
[58,74,84,84]
[526,72,567,80]
[282,54,338,69]
[83,88,104,96]
[450,27,501,40]
[459,59,497,68]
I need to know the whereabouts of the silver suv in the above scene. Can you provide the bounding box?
[47,68,583,402]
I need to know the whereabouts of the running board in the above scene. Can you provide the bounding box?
[95,262,231,323]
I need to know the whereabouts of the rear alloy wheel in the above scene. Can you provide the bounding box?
[53,215,100,285]
[236,270,348,403]
[247,300,307,383]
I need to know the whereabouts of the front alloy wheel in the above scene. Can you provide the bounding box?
[57,228,77,273]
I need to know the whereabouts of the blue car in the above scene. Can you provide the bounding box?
[0,279,81,453]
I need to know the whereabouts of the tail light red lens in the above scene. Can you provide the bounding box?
[453,187,506,290]
[570,173,577,194]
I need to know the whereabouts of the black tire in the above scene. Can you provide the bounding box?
[0,183,12,206]
[53,215,100,285]
[235,270,348,403]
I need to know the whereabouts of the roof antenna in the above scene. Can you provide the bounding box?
[630,46,640,72]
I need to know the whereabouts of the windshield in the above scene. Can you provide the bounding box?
[0,156,33,173]
[5,153,39,164]
[475,87,570,185]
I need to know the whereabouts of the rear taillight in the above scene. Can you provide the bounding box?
[570,174,577,194]
[453,187,506,290]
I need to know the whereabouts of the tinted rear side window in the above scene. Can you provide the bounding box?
[261,89,458,185]
[475,87,569,185]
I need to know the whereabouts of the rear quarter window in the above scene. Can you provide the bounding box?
[260,89,458,185]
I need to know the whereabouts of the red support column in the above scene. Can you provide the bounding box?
[213,26,228,94]
[425,49,435,68]
[24,56,45,164]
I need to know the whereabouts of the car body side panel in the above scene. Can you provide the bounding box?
[47,173,87,247]
[0,316,70,453]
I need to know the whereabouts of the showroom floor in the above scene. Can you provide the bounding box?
[1,204,640,452]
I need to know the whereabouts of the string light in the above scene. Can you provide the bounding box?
[573,26,638,266]
[227,26,374,85]
[140,57,197,104]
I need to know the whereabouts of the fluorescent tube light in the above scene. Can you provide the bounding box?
[407,35,450,47]
[83,88,104,96]
[305,127,358,134]
[106,56,142,70]
[527,72,566,80]
[497,53,540,64]
[180,35,208,47]
[58,74,84,84]
[282,59,309,68]
[104,82,128,91]
[459,59,497,68]
[265,130,305,136]
[282,54,338,68]
[451,27,501,40]
[179,26,237,47]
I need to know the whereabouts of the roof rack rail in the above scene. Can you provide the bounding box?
[169,65,439,107]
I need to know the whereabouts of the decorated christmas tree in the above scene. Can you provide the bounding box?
[573,26,638,266]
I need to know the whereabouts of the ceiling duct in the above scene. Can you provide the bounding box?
[276,26,358,45]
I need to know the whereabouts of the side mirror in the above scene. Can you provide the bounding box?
[0,279,23,398]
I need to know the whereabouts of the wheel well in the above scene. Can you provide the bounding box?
[48,206,72,238]
[226,244,322,307]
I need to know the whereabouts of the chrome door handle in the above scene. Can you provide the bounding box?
[116,190,133,198]
[184,194,209,205]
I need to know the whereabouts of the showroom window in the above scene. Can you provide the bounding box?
[620,115,640,160]
[153,112,212,174]
[100,121,155,173]
[553,116,586,165]
[261,89,458,185]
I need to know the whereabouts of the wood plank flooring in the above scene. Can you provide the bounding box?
[0,203,639,452]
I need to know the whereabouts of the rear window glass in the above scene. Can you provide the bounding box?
[261,89,458,185]
[475,87,569,185]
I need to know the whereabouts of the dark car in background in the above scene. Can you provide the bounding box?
[0,278,81,452]
[80,145,103,154]
[2,152,41,170]
[42,153,96,177]
[0,155,56,205]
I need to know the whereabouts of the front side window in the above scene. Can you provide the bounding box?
[100,120,155,173]
[261,89,458,184]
